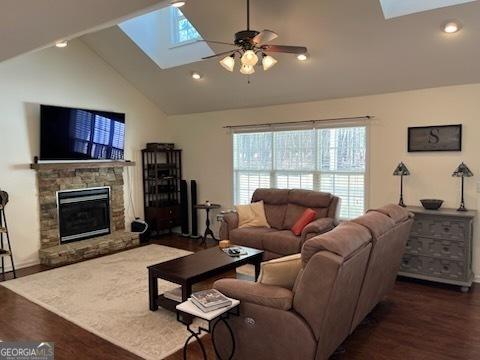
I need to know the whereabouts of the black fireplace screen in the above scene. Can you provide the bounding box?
[57,187,111,244]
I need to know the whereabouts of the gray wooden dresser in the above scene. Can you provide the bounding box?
[400,206,476,292]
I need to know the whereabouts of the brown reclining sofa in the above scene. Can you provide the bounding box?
[213,204,413,360]
[220,188,340,260]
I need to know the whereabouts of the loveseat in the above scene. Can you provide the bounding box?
[219,188,340,260]
[213,204,414,360]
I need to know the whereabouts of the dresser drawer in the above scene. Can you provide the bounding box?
[411,216,468,241]
[400,254,466,281]
[406,236,466,260]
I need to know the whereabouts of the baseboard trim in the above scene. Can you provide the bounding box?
[474,275,480,283]
[1,259,40,273]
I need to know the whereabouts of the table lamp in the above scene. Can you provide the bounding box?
[452,162,473,211]
[393,162,410,207]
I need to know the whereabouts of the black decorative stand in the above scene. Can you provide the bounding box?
[194,203,221,247]
[177,304,239,360]
[0,191,16,280]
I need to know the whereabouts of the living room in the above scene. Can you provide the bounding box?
[1,0,479,359]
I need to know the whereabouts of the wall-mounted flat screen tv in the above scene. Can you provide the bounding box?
[40,105,125,161]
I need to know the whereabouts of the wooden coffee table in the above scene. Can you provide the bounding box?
[148,246,263,313]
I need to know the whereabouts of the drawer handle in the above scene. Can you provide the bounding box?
[443,265,449,271]
[403,259,409,265]
[444,227,450,232]
[443,246,449,252]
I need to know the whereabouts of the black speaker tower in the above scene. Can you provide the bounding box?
[190,180,200,238]
[180,180,189,236]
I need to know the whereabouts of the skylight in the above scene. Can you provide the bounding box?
[379,0,477,19]
[119,7,213,69]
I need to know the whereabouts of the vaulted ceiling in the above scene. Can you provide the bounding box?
[3,0,480,115]
[0,0,165,62]
[82,0,480,114]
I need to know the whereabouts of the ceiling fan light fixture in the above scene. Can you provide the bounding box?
[241,50,258,66]
[219,55,235,72]
[191,72,202,80]
[170,0,186,8]
[297,53,308,61]
[262,54,277,71]
[443,21,461,33]
[240,64,255,75]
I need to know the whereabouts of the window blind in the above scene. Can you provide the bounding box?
[233,125,367,219]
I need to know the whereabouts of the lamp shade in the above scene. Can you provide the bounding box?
[241,50,258,66]
[452,162,473,177]
[219,55,235,72]
[262,55,277,71]
[240,64,255,75]
[393,162,410,176]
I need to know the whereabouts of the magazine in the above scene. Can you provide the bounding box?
[190,289,232,312]
[163,287,182,302]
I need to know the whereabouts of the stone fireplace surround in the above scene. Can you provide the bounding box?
[33,163,139,266]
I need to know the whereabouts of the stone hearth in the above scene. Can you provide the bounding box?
[34,164,138,266]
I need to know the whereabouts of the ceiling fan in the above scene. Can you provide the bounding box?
[201,0,308,75]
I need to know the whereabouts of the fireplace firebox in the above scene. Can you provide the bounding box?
[57,187,111,244]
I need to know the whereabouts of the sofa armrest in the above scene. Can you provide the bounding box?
[219,212,239,240]
[213,278,293,311]
[301,217,335,242]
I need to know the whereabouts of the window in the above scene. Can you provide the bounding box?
[171,8,200,44]
[233,126,367,219]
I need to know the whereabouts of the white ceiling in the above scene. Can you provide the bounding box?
[0,0,165,62]
[3,0,480,115]
[82,0,480,114]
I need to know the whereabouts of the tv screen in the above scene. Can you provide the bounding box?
[40,105,125,161]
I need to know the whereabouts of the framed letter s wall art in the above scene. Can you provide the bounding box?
[408,124,462,152]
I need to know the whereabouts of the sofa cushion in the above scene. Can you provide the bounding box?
[229,227,277,249]
[352,212,395,239]
[263,204,287,229]
[263,230,302,256]
[252,188,289,204]
[288,189,333,208]
[369,204,410,224]
[257,253,302,290]
[283,204,328,229]
[236,201,270,229]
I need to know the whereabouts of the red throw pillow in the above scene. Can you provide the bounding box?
[291,208,317,236]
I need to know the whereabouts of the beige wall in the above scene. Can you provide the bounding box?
[0,40,171,269]
[168,84,480,279]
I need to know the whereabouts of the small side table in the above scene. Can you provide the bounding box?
[176,298,240,360]
[194,203,221,246]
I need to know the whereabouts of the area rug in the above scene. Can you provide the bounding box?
[1,245,199,360]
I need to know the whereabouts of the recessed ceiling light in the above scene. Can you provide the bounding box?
[443,21,461,33]
[297,54,308,61]
[55,41,68,48]
[191,72,202,80]
[170,0,186,8]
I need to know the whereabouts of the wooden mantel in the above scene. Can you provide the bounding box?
[30,161,136,170]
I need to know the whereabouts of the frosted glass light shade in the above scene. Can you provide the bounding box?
[240,64,255,75]
[219,55,235,72]
[262,55,277,71]
[241,50,258,66]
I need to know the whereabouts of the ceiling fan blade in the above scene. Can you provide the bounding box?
[202,49,238,60]
[252,30,278,44]
[197,39,236,46]
[261,45,307,54]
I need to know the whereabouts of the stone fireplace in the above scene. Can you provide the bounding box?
[33,164,139,266]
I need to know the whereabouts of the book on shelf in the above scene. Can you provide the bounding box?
[190,289,232,312]
[164,287,182,302]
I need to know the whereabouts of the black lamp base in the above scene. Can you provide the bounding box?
[457,203,467,212]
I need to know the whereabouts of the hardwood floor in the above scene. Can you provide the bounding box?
[1,235,479,359]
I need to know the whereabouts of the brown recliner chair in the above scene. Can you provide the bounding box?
[213,204,413,360]
[350,204,414,331]
[214,221,373,360]
[219,188,340,260]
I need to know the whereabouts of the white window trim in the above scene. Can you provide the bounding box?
[231,121,370,218]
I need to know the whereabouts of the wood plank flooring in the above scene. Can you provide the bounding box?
[1,235,479,360]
